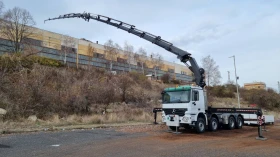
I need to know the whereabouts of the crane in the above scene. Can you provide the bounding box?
[44,12,206,88]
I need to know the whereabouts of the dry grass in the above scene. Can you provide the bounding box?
[0,103,159,130]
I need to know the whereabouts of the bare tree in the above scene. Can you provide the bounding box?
[123,41,134,72]
[151,52,163,79]
[114,73,134,102]
[136,47,147,74]
[201,55,222,86]
[61,35,76,65]
[114,43,122,56]
[0,7,36,53]
[104,39,119,71]
[87,43,95,68]
[161,73,171,83]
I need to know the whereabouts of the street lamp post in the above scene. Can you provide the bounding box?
[229,55,240,108]
[278,81,280,94]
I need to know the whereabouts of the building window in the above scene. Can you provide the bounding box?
[181,71,187,75]
[61,45,77,53]
[117,57,127,63]
[24,38,42,47]
[94,53,104,59]
[168,68,174,73]
[154,66,160,70]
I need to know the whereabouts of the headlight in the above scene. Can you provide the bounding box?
[182,117,189,122]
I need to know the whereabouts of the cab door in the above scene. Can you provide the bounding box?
[191,90,202,113]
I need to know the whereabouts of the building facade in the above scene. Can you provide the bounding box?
[0,26,194,82]
[244,82,266,90]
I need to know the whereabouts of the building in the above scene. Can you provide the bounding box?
[244,82,266,90]
[0,25,193,82]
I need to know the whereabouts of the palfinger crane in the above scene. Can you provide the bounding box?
[44,12,206,88]
[45,12,268,135]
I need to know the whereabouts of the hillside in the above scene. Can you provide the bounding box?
[1,54,279,128]
[0,54,168,123]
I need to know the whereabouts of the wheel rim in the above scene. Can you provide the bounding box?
[230,118,234,128]
[238,118,242,126]
[199,122,204,131]
[212,120,217,130]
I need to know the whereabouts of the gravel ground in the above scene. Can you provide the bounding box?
[1,123,280,157]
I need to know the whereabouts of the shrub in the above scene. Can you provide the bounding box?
[161,73,170,83]
[0,54,63,74]
[240,88,280,110]
[0,57,165,121]
[207,85,235,98]
[170,79,180,84]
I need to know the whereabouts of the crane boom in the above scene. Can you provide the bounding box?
[44,12,206,88]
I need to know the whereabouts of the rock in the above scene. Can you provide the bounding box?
[27,115,37,122]
[0,108,7,115]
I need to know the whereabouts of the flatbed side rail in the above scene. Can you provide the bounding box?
[208,107,262,115]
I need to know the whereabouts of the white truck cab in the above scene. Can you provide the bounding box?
[161,85,208,132]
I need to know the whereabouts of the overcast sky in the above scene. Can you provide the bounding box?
[3,0,280,90]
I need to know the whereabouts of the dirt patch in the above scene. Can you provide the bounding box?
[117,122,280,152]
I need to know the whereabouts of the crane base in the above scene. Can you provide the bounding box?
[256,137,267,141]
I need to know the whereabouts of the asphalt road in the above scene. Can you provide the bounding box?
[1,124,280,157]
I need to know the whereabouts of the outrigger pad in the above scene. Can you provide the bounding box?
[256,137,267,141]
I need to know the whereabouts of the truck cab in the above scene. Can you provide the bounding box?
[161,85,207,132]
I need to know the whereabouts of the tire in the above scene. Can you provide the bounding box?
[169,126,177,131]
[195,118,206,133]
[227,116,236,130]
[235,116,243,129]
[209,117,218,132]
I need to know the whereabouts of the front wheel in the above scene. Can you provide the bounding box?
[209,117,218,132]
[195,118,206,133]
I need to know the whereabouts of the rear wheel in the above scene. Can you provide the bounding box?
[235,116,243,129]
[209,117,218,132]
[195,118,206,133]
[227,116,236,130]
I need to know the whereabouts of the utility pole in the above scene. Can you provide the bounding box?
[278,81,280,94]
[227,71,230,83]
[229,55,240,108]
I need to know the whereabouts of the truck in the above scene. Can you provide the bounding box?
[45,12,264,133]
[158,85,264,133]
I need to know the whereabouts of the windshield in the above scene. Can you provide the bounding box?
[162,91,191,103]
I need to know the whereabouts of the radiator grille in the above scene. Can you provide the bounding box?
[163,108,187,116]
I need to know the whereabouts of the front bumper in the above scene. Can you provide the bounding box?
[162,114,193,125]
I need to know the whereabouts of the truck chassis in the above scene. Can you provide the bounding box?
[153,107,262,133]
